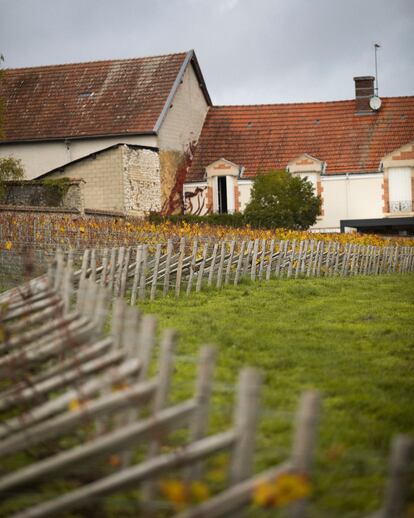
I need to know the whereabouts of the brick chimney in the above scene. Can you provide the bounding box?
[354,76,375,113]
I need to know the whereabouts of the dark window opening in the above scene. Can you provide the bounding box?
[217,176,228,214]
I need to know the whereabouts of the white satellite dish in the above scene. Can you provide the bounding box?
[369,95,382,111]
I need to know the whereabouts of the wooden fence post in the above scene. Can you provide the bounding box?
[187,239,199,294]
[287,240,296,278]
[306,240,315,277]
[216,241,226,289]
[100,248,109,287]
[108,248,117,292]
[265,239,275,281]
[186,345,216,481]
[114,246,125,298]
[163,239,173,296]
[229,368,262,485]
[289,390,321,518]
[242,241,253,278]
[225,240,236,285]
[258,239,267,280]
[208,242,219,287]
[234,240,246,286]
[141,328,177,505]
[150,243,162,300]
[120,247,131,298]
[196,242,209,293]
[130,246,143,306]
[138,245,148,300]
[380,435,414,518]
[175,237,186,297]
[275,240,286,278]
[250,239,259,281]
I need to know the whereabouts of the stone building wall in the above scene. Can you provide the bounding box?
[2,180,84,210]
[122,146,161,216]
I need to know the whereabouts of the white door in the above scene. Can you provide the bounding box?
[388,167,412,212]
[226,176,235,213]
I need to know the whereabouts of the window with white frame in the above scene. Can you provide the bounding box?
[388,167,412,212]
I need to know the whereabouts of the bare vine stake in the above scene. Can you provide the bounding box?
[175,237,186,297]
[258,239,267,280]
[316,240,325,277]
[114,246,125,298]
[130,246,142,306]
[242,240,254,278]
[100,248,109,287]
[150,244,162,300]
[225,240,236,285]
[323,241,331,276]
[300,239,309,276]
[275,240,286,278]
[196,242,209,292]
[306,240,315,277]
[53,248,64,292]
[90,249,97,283]
[187,239,199,294]
[266,239,275,281]
[208,242,219,287]
[295,240,303,278]
[62,251,73,315]
[120,247,131,298]
[375,246,382,275]
[340,244,349,277]
[216,241,226,289]
[287,240,296,278]
[391,245,399,273]
[234,240,246,285]
[77,249,90,312]
[107,248,117,292]
[163,239,173,296]
[138,245,148,300]
[251,239,260,281]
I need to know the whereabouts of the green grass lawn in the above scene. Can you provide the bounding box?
[138,274,414,517]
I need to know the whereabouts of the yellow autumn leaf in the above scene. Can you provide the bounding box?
[68,399,87,412]
[159,479,188,510]
[4,241,12,250]
[190,481,210,503]
[252,480,277,508]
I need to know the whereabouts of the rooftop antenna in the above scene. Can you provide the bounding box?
[369,43,382,111]
[374,43,380,96]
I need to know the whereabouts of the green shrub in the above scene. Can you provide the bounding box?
[244,169,321,229]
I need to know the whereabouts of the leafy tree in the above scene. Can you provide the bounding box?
[0,157,25,199]
[244,169,321,230]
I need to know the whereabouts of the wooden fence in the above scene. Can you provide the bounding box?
[0,263,412,517]
[65,238,414,303]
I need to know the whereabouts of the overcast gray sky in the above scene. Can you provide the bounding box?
[1,0,413,105]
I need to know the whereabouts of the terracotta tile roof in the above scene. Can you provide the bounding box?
[0,52,188,142]
[187,97,414,181]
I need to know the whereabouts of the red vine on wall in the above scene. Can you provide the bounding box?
[161,141,197,215]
